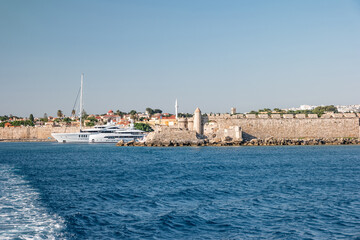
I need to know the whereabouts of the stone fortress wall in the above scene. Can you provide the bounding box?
[181,111,360,142]
[0,126,81,141]
[1,111,360,143]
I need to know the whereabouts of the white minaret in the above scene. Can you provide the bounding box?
[194,107,203,135]
[175,99,178,120]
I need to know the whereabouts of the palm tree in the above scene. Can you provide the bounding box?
[57,110,63,118]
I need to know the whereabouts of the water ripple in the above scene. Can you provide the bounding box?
[0,143,360,239]
[0,164,64,239]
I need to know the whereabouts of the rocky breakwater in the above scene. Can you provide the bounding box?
[116,127,207,147]
[242,137,360,146]
[116,128,360,147]
[208,137,360,146]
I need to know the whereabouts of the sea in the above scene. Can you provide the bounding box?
[0,143,359,239]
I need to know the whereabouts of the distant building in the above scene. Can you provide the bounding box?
[299,105,316,110]
[336,105,360,113]
[285,105,319,111]
[286,104,360,113]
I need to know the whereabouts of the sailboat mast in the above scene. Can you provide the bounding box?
[175,99,178,120]
[79,73,84,131]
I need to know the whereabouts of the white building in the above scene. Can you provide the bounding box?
[336,105,360,113]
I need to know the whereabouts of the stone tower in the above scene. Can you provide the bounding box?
[231,107,236,115]
[178,117,187,129]
[187,118,194,131]
[194,107,203,135]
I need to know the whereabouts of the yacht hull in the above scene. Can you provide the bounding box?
[89,133,144,143]
[51,133,92,143]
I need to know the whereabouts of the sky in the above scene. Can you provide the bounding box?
[1,0,360,117]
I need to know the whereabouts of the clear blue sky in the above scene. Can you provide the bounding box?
[1,0,360,117]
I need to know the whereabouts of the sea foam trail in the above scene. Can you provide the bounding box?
[0,165,64,239]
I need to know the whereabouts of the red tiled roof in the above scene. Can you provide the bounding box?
[102,115,120,118]
[162,115,176,120]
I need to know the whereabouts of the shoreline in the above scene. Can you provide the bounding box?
[117,137,360,147]
[2,138,360,147]
[0,139,55,142]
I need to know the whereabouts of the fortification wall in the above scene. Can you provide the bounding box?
[2,113,360,142]
[207,112,359,120]
[205,114,360,140]
[0,126,81,141]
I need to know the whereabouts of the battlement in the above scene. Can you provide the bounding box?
[207,113,359,120]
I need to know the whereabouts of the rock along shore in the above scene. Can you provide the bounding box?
[117,137,360,147]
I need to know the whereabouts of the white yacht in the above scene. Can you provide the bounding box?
[51,73,121,143]
[89,122,146,143]
[51,124,121,143]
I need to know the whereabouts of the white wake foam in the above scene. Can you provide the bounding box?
[0,165,65,239]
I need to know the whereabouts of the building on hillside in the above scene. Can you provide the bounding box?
[161,115,176,126]
[116,120,131,127]
[4,122,13,127]
[137,113,148,119]
[148,114,177,126]
[101,110,121,123]
[45,121,55,126]
[336,105,360,113]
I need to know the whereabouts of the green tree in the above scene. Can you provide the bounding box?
[80,110,88,125]
[312,105,337,116]
[71,109,76,117]
[86,122,95,127]
[154,109,162,114]
[41,113,48,122]
[87,116,98,123]
[81,110,88,119]
[178,113,193,118]
[0,115,9,121]
[273,108,285,113]
[129,110,137,115]
[63,117,72,124]
[259,108,271,113]
[116,110,125,118]
[134,123,153,132]
[146,107,154,115]
[57,110,63,118]
[325,105,338,113]
[130,113,138,121]
[29,114,34,122]
[11,120,34,127]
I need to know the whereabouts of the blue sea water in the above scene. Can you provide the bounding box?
[0,143,360,239]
